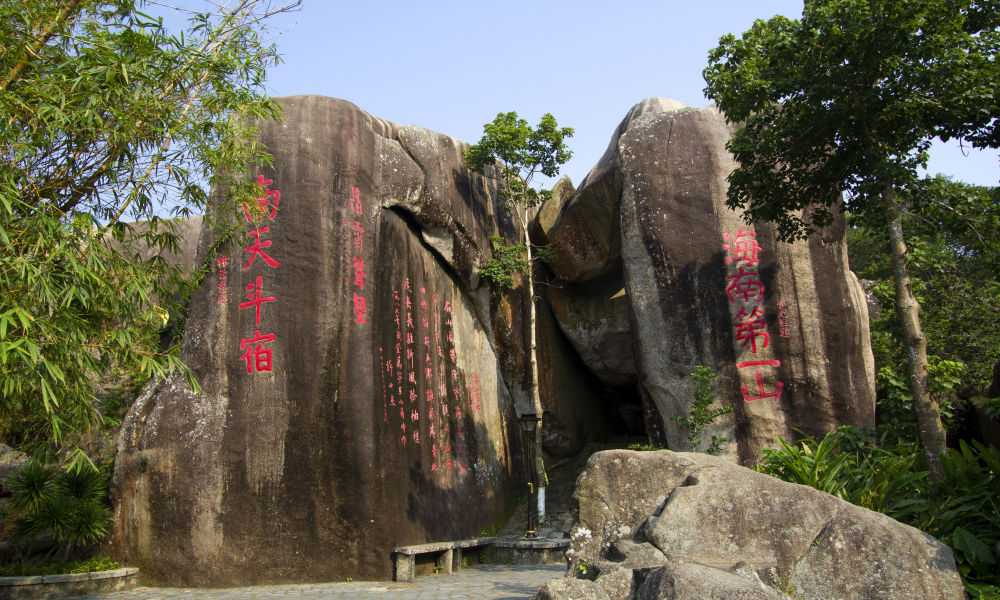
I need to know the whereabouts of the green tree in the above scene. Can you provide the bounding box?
[0,0,296,470]
[703,0,998,482]
[849,177,1000,441]
[465,112,573,525]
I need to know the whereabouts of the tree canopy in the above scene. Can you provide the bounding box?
[703,0,999,240]
[0,0,292,469]
[703,0,999,483]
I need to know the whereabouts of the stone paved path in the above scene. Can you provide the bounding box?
[76,565,563,599]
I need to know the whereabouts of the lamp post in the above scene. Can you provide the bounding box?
[520,412,541,540]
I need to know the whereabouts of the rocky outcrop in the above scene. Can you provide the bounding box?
[112,96,602,585]
[0,444,27,486]
[540,99,876,462]
[536,450,964,600]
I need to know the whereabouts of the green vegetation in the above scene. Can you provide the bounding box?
[758,427,1000,595]
[465,111,573,523]
[849,177,1000,443]
[478,236,530,290]
[0,0,291,469]
[704,0,999,482]
[0,554,120,577]
[671,365,732,455]
[2,459,112,560]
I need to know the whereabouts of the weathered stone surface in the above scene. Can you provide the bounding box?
[534,577,611,600]
[593,566,635,600]
[123,216,203,274]
[0,443,27,484]
[544,99,685,284]
[536,292,606,457]
[112,96,601,585]
[540,99,876,462]
[561,450,964,600]
[547,273,636,387]
[636,561,790,600]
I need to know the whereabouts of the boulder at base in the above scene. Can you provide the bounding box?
[112,96,605,585]
[541,98,876,463]
[534,449,963,600]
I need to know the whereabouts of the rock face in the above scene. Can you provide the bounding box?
[112,96,602,585]
[536,450,963,600]
[541,99,876,462]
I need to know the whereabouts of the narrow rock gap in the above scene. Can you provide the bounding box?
[385,205,464,287]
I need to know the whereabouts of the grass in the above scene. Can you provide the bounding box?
[0,555,121,577]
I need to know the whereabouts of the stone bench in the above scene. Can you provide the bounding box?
[392,537,496,582]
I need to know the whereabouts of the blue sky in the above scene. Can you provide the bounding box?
[156,0,997,188]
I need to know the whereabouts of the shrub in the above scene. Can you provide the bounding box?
[3,460,111,559]
[758,427,1000,594]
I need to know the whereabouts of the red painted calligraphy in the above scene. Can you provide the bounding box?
[240,330,276,374]
[236,175,282,375]
[733,305,769,353]
[242,226,281,270]
[723,228,761,267]
[239,275,277,325]
[725,267,765,304]
[215,256,228,305]
[242,174,280,223]
[723,227,783,403]
[347,186,367,326]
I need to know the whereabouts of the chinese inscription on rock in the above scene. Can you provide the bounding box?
[723,228,784,402]
[237,174,281,374]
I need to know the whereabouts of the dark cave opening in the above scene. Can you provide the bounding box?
[600,383,647,441]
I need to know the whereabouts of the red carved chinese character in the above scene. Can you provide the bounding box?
[726,267,765,303]
[449,348,457,363]
[238,275,277,325]
[353,256,366,289]
[443,300,452,314]
[353,293,367,324]
[216,256,229,267]
[243,226,281,270]
[411,409,419,422]
[242,175,280,223]
[734,305,769,353]
[737,359,781,369]
[400,435,407,447]
[240,330,276,373]
[413,430,420,445]
[351,186,363,215]
[350,220,364,253]
[741,370,784,402]
[723,228,761,267]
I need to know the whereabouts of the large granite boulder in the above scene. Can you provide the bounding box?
[112,96,602,585]
[537,450,964,600]
[540,99,876,462]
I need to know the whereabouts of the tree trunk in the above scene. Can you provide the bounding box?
[884,189,947,483]
[523,209,546,525]
[0,0,84,93]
